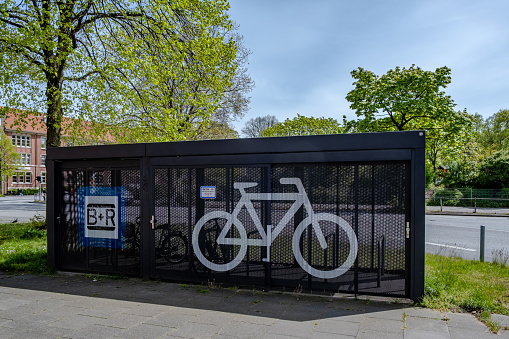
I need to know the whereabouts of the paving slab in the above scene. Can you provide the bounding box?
[492,313,509,328]
[313,318,360,336]
[0,271,505,338]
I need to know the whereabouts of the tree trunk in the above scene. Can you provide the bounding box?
[45,77,63,148]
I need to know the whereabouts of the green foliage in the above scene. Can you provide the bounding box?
[0,0,247,146]
[425,109,475,173]
[426,165,435,188]
[440,161,476,188]
[427,188,463,206]
[261,114,344,137]
[191,120,240,140]
[345,65,474,180]
[8,188,40,195]
[475,151,509,189]
[346,65,461,131]
[478,109,509,153]
[0,132,19,178]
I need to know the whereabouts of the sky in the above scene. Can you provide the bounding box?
[227,0,509,133]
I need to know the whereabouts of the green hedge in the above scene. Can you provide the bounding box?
[7,188,40,195]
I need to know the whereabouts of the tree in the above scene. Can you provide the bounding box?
[260,114,344,137]
[346,64,475,182]
[241,115,278,138]
[98,21,252,143]
[478,109,509,153]
[346,65,467,132]
[425,109,474,173]
[0,131,20,185]
[191,120,239,140]
[0,0,240,146]
[475,151,509,189]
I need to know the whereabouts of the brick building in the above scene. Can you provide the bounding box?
[1,113,48,195]
[1,111,115,195]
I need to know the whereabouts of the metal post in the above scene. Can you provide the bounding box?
[474,198,477,213]
[480,225,485,262]
[440,198,443,212]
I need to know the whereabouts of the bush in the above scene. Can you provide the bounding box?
[475,151,509,189]
[7,188,40,195]
[432,188,463,206]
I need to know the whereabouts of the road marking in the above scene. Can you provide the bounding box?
[425,242,476,252]
[428,223,509,233]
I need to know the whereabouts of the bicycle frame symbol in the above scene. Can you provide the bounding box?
[192,178,358,279]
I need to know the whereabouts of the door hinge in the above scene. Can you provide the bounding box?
[406,222,410,239]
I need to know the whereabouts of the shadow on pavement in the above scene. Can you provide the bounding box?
[0,271,413,322]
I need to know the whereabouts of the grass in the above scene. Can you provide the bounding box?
[422,253,509,332]
[0,220,55,274]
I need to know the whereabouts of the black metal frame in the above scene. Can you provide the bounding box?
[47,131,425,301]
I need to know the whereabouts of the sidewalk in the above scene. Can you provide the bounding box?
[0,271,507,338]
[426,205,509,217]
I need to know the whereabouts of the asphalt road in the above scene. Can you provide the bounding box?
[0,195,46,223]
[426,214,509,262]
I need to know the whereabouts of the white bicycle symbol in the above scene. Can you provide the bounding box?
[192,178,358,279]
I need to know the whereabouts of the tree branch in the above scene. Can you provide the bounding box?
[0,38,43,66]
[64,70,101,81]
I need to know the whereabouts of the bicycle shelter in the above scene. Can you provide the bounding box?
[47,131,425,301]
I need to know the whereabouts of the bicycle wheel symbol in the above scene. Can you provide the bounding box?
[192,211,248,272]
[292,213,358,279]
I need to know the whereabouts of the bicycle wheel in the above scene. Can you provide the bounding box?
[292,213,357,279]
[192,211,247,272]
[160,234,188,264]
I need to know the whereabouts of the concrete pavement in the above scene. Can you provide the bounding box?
[0,271,507,339]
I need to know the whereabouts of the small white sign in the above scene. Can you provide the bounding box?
[200,186,216,199]
[85,195,118,239]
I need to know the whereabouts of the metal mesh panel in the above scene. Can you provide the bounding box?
[231,167,266,281]
[269,166,308,287]
[56,160,409,298]
[58,168,141,275]
[154,168,191,277]
[267,163,407,295]
[189,167,268,286]
[59,170,86,269]
[365,163,407,295]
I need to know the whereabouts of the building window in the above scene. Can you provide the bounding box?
[41,155,46,166]
[19,153,31,165]
[12,135,31,148]
[13,172,32,184]
[41,137,46,149]
[41,172,46,184]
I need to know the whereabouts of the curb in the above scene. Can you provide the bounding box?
[426,211,509,217]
